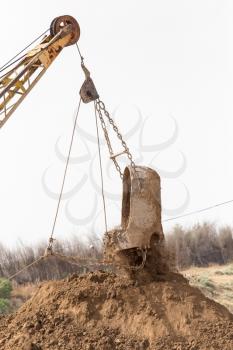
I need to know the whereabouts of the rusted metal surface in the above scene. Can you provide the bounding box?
[80,63,99,103]
[104,165,165,258]
[50,15,80,46]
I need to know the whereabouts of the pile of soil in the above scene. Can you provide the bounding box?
[0,271,233,350]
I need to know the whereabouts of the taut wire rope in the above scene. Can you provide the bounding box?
[8,256,45,280]
[48,97,82,250]
[0,55,28,81]
[7,97,82,280]
[0,28,49,73]
[163,198,233,223]
[75,43,84,63]
[7,41,86,279]
[94,101,108,235]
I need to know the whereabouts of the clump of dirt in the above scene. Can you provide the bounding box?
[0,271,233,350]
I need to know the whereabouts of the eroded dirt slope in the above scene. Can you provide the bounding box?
[0,271,233,350]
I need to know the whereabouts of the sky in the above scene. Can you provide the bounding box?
[0,1,233,247]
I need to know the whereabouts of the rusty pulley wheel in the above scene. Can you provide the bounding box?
[50,15,80,46]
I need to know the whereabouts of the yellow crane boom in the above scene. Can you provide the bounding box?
[0,15,80,128]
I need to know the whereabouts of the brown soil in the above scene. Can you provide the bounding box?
[0,271,233,350]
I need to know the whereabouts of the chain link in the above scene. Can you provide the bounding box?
[95,99,137,178]
[95,101,123,178]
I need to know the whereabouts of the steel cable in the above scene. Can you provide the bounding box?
[49,97,82,246]
[94,101,108,234]
[163,198,233,223]
[8,256,45,280]
[0,28,49,73]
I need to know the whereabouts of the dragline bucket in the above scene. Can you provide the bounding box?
[104,165,165,259]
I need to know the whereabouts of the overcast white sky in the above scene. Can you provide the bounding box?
[1,1,233,247]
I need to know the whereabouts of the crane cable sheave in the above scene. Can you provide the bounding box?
[50,15,80,46]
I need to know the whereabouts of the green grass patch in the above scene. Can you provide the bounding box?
[197,276,215,291]
[0,278,12,299]
[0,298,10,314]
[222,265,233,275]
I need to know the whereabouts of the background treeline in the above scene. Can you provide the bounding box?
[0,236,102,284]
[0,221,233,283]
[166,222,233,269]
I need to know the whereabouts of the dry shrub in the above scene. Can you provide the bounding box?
[0,222,232,283]
[166,222,233,269]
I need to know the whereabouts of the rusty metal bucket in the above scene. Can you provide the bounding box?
[104,165,165,257]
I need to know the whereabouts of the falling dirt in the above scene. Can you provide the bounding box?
[0,271,233,350]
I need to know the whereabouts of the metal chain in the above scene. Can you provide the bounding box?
[95,100,124,178]
[74,44,137,180]
[95,99,137,177]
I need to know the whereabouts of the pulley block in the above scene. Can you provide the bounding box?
[50,15,80,46]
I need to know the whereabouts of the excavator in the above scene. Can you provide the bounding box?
[0,15,167,274]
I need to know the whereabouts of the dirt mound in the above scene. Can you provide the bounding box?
[0,271,233,350]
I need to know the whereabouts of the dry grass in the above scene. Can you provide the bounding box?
[182,263,233,313]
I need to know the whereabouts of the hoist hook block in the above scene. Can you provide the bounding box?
[50,15,80,46]
[80,77,99,103]
[80,63,99,103]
